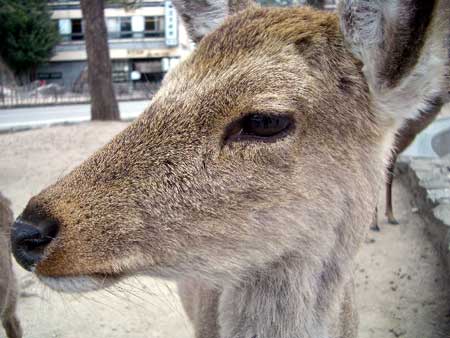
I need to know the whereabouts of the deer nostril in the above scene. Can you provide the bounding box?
[11,219,59,271]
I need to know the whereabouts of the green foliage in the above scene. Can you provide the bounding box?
[0,0,60,78]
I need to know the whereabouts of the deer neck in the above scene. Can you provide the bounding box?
[218,254,353,338]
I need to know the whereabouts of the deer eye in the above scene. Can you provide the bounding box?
[225,114,292,142]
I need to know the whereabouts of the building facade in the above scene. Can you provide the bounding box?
[38,0,191,90]
[39,0,337,91]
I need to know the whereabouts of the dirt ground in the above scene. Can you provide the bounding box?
[0,117,449,338]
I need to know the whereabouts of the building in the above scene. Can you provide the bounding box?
[39,0,337,91]
[324,0,337,10]
[259,0,337,9]
[298,0,337,10]
[38,0,192,91]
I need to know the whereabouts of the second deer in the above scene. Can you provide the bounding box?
[0,193,22,338]
[372,101,443,231]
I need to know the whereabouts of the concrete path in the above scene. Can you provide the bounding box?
[0,100,149,131]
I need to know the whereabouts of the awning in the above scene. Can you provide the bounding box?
[134,61,162,73]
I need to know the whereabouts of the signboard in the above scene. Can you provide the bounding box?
[165,1,178,47]
[135,61,162,73]
[37,72,63,80]
[127,49,166,58]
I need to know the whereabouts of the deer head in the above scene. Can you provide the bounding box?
[11,0,449,299]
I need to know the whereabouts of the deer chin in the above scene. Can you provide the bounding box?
[31,243,153,293]
[37,273,124,293]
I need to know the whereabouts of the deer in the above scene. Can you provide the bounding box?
[371,102,444,231]
[0,193,22,338]
[9,1,450,337]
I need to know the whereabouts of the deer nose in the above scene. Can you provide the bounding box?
[11,219,59,271]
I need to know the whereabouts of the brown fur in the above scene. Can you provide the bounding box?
[0,193,22,338]
[12,2,450,337]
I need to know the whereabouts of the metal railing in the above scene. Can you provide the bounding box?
[59,31,165,42]
[0,81,160,108]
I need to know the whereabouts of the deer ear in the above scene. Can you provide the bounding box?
[338,0,450,123]
[172,0,255,43]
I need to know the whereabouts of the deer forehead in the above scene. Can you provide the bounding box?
[194,7,340,58]
[155,8,359,126]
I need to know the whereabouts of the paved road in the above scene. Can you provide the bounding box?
[0,100,150,131]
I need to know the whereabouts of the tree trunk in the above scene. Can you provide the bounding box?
[80,0,120,120]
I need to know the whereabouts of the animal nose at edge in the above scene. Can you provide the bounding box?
[10,219,59,271]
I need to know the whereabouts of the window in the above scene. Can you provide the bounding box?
[144,16,164,38]
[107,18,120,39]
[145,17,157,31]
[120,17,132,38]
[71,19,83,40]
[58,19,71,41]
[57,18,83,41]
[107,17,133,39]
[112,61,129,83]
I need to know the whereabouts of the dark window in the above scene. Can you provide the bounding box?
[144,16,164,38]
[120,17,132,38]
[71,19,83,40]
[145,17,156,31]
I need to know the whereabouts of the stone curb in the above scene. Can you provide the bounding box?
[398,155,450,270]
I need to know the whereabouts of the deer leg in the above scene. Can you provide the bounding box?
[178,279,220,338]
[2,314,22,338]
[370,206,380,231]
[2,297,22,338]
[385,154,399,225]
[0,276,22,338]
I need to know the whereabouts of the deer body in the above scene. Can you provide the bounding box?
[9,1,450,338]
[385,102,443,225]
[371,101,443,231]
[0,193,22,338]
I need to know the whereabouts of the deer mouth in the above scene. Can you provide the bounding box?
[37,272,125,293]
